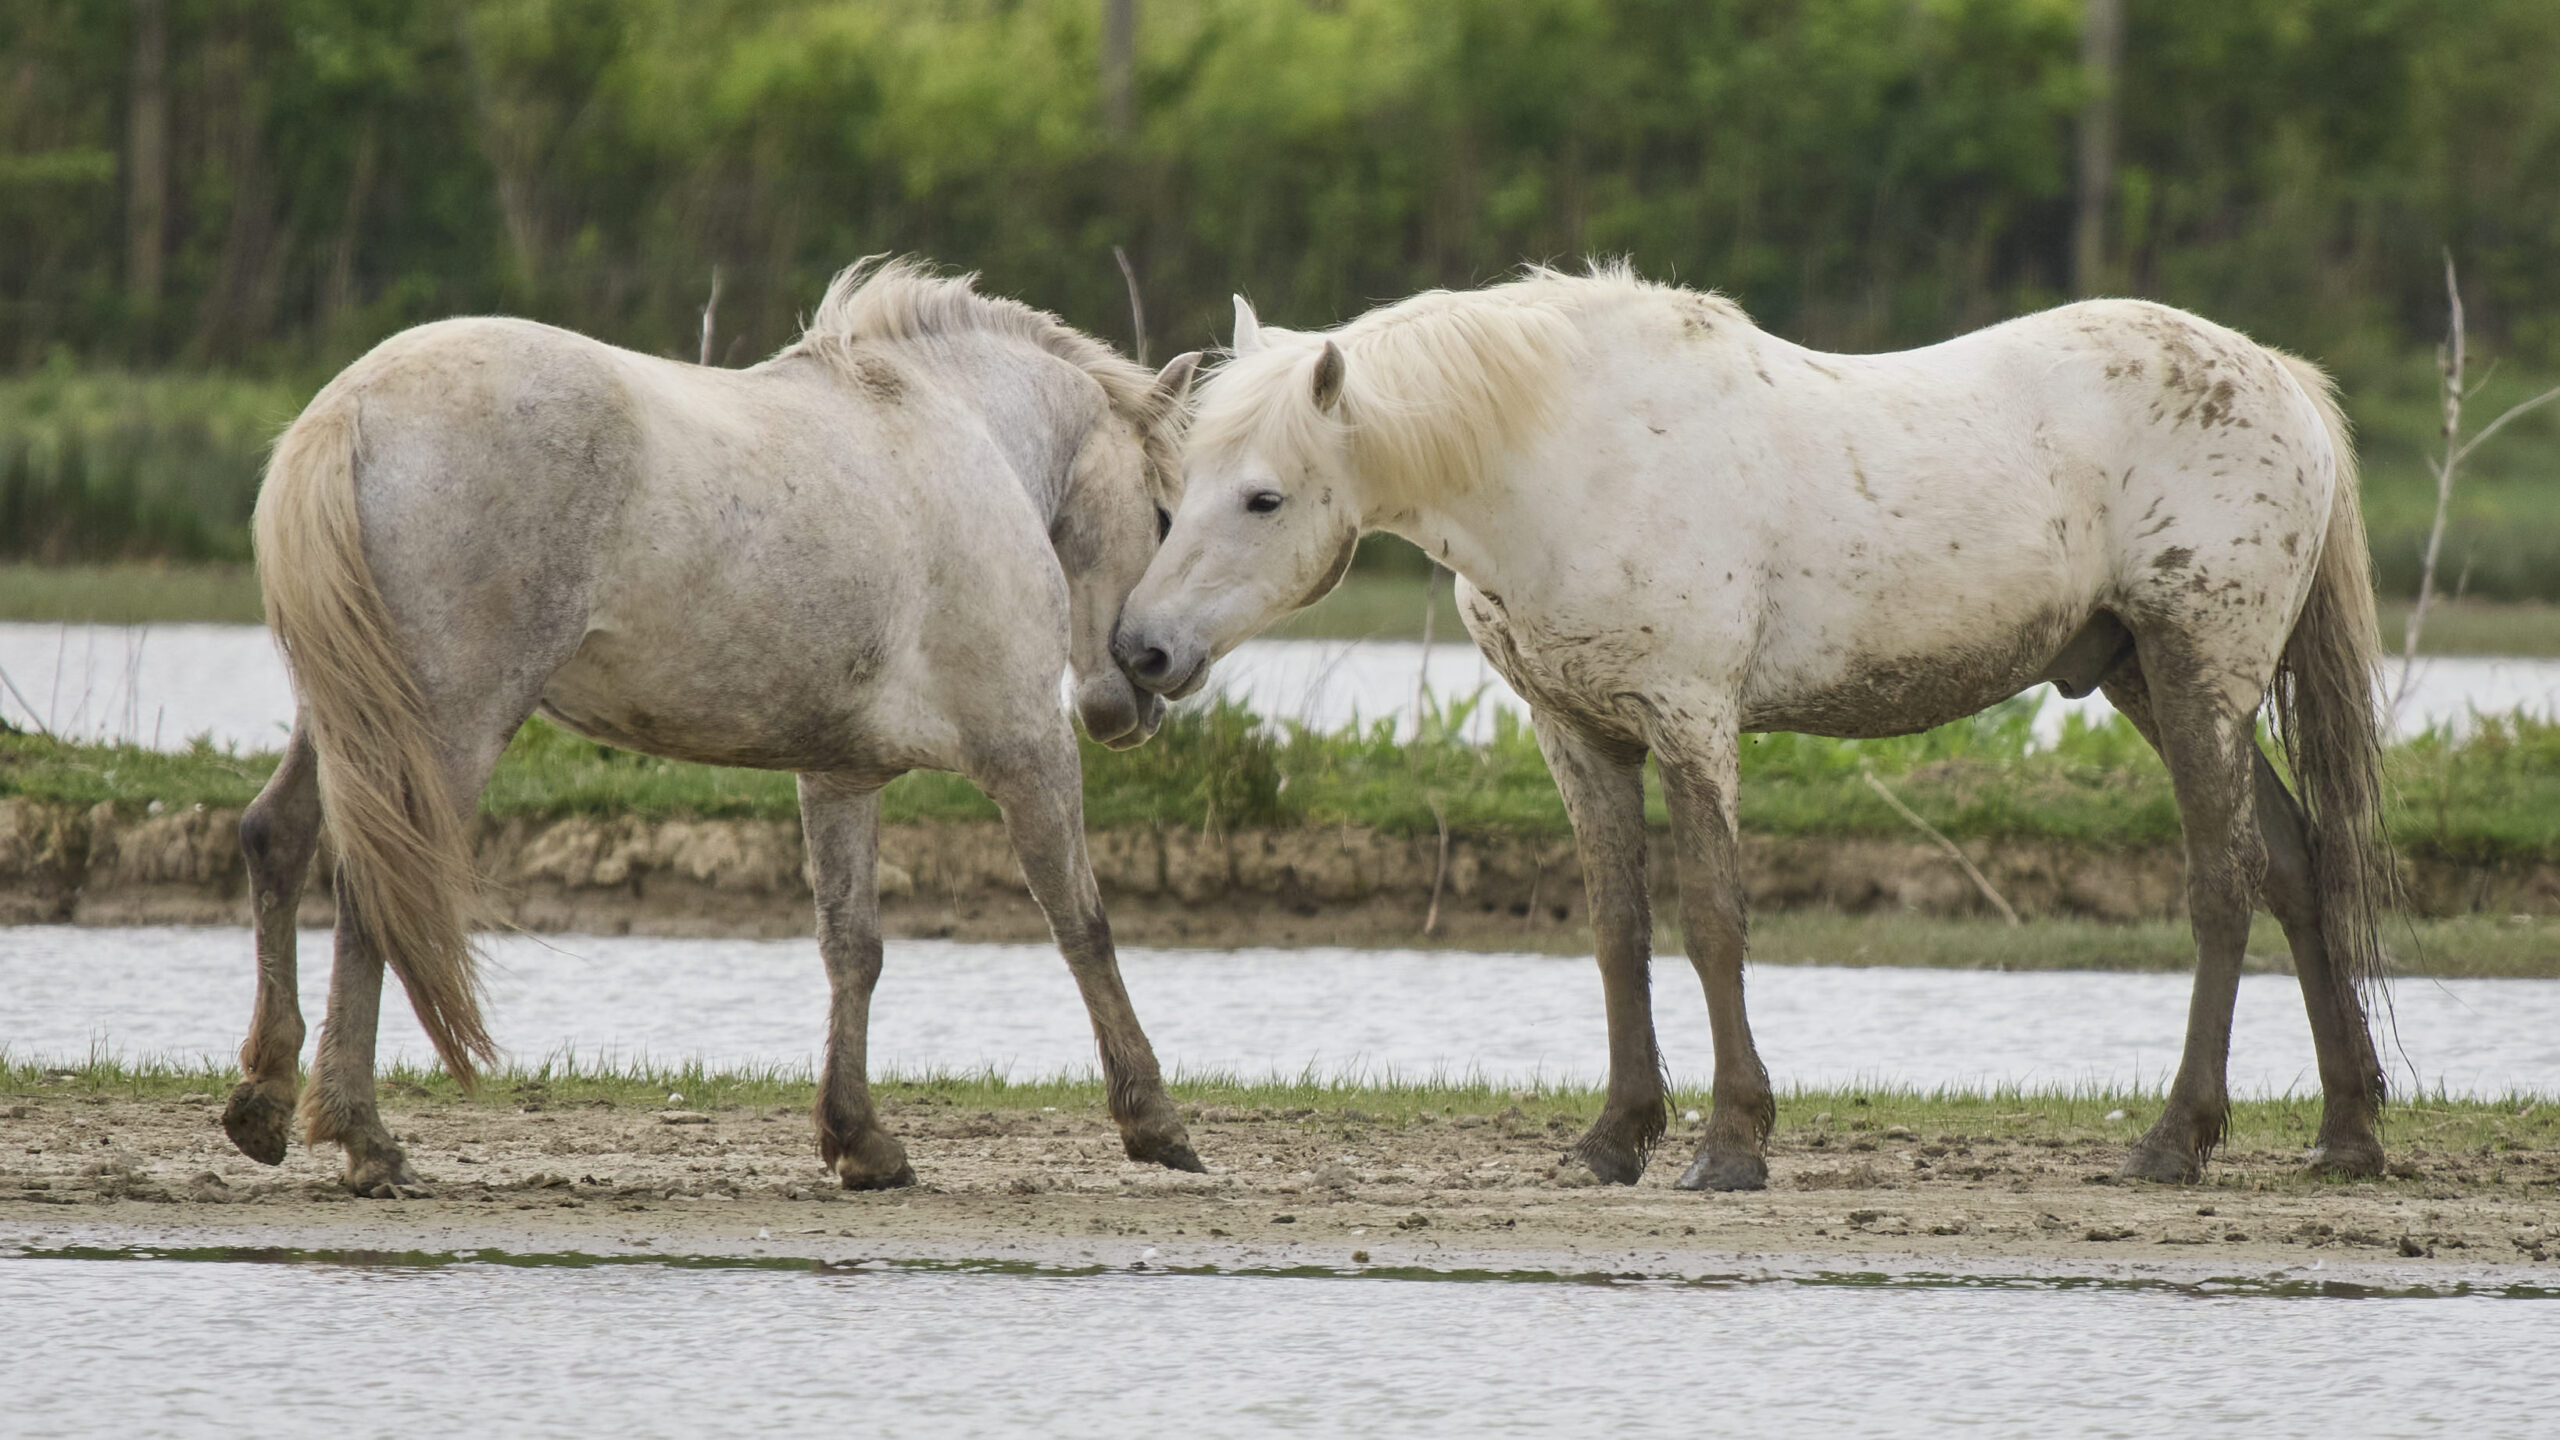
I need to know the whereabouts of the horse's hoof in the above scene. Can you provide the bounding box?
[344,1155,432,1199]
[221,1081,295,1166]
[830,1129,917,1191]
[1125,1129,1207,1175]
[2305,1138,2385,1180]
[2117,1141,2204,1184]
[1567,1133,1647,1186]
[838,1161,918,1192]
[1674,1148,1767,1192]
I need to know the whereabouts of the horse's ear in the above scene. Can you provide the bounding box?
[1312,341,1346,413]
[1153,351,1202,405]
[1232,295,1264,355]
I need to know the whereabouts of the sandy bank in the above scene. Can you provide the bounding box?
[4,1090,2553,1279]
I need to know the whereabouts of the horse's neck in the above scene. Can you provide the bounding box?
[1367,475,1536,603]
[907,339,1099,527]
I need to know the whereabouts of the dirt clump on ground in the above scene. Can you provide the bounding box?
[5,1093,2553,1275]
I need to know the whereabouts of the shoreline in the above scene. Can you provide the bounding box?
[5,1084,2553,1279]
[9,798,2558,957]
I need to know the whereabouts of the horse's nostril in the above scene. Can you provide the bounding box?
[1133,646,1172,682]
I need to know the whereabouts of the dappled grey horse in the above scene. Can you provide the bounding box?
[228,259,1204,1195]
[1119,265,2390,1191]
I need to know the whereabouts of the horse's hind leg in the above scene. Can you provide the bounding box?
[222,722,321,1165]
[2102,653,2265,1183]
[799,774,914,1190]
[1535,715,1666,1184]
[304,690,540,1196]
[977,726,1202,1173]
[2251,750,2386,1176]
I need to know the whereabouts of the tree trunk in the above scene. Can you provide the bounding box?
[2073,0,2124,298]
[125,0,168,317]
[1101,0,1137,140]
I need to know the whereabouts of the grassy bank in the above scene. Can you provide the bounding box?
[9,1056,2550,1155]
[8,695,2559,866]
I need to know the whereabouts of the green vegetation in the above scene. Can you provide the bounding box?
[0,562,264,624]
[9,1055,2552,1156]
[8,698,2560,868]
[7,2,2560,590]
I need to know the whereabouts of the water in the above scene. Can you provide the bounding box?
[5,926,2552,1098]
[3,1248,2553,1438]
[5,622,2555,751]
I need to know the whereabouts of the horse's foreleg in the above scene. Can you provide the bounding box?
[982,737,1201,1174]
[1535,716,1663,1185]
[298,880,427,1196]
[799,774,913,1190]
[2107,658,2263,1183]
[223,723,320,1165]
[1659,741,1775,1192]
[2251,750,2386,1177]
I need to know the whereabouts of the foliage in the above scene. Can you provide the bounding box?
[9,698,2560,865]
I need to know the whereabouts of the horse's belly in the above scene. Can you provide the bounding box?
[536,627,905,774]
[1740,604,2090,739]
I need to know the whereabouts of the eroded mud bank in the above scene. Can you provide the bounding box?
[3,798,2552,947]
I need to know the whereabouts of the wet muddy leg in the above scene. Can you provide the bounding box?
[2107,659,2260,1183]
[299,881,428,1196]
[1660,742,1775,1192]
[800,775,914,1189]
[224,723,320,1165]
[1535,715,1664,1184]
[983,735,1201,1173]
[2252,751,2386,1176]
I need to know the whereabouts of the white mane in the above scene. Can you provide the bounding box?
[1190,263,1716,506]
[787,257,1180,497]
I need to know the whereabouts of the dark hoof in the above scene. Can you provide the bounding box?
[2118,1140,2205,1184]
[1674,1148,1767,1192]
[1125,1129,1207,1174]
[1567,1133,1647,1186]
[829,1129,917,1190]
[2305,1138,2385,1179]
[221,1081,295,1166]
[344,1154,432,1199]
[839,1161,918,1192]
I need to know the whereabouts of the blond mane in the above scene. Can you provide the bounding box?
[786,256,1180,500]
[1190,262,1715,508]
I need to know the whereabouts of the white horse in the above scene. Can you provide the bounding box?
[1117,265,2388,1189]
[228,259,1204,1195]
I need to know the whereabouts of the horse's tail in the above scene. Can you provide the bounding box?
[2271,353,2389,1005]
[256,394,495,1086]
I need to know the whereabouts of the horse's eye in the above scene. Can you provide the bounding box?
[1155,505,1172,540]
[1246,490,1284,515]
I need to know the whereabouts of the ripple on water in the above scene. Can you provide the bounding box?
[2,1248,2555,1438]
[6,926,2557,1098]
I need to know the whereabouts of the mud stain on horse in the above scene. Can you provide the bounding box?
[852,354,906,403]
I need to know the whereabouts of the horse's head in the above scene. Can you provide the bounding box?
[1113,297,1362,701]
[1058,348,1202,749]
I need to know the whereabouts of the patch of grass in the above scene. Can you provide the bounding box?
[10,1056,2550,1153]
[8,699,2560,866]
[2373,598,2560,659]
[0,563,264,624]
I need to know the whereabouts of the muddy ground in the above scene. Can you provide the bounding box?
[6,1093,2554,1279]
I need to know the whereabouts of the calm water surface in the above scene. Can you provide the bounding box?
[5,926,2552,1097]
[6,622,2555,749]
[3,1250,2552,1439]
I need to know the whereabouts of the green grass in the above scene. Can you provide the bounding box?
[0,562,265,624]
[8,697,2560,865]
[8,1055,2550,1155]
